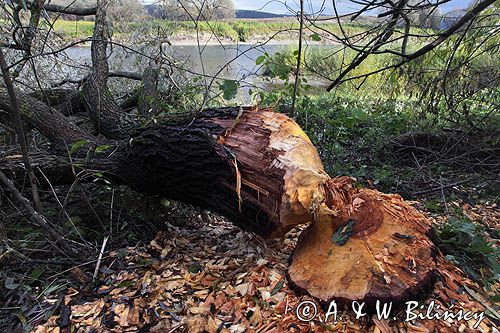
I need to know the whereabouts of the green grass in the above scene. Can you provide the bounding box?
[52,20,95,39]
[52,18,369,42]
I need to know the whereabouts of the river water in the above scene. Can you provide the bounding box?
[60,43,329,103]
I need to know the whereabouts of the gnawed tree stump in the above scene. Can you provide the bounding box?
[210,108,437,304]
[1,105,438,305]
[288,179,437,305]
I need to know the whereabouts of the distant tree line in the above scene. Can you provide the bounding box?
[147,0,236,20]
[41,0,236,21]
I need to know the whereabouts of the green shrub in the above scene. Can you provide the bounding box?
[437,217,499,291]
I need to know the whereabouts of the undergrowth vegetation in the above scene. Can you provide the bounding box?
[251,25,499,293]
[436,215,499,297]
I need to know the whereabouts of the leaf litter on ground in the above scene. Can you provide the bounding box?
[30,199,498,333]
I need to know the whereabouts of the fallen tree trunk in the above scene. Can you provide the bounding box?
[1,105,437,305]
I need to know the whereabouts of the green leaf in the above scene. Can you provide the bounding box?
[95,144,112,154]
[271,279,284,295]
[331,219,355,246]
[219,80,239,100]
[245,309,254,320]
[256,55,266,65]
[43,283,65,296]
[310,33,321,41]
[30,267,44,280]
[70,139,88,155]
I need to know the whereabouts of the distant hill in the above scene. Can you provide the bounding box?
[235,10,290,19]
[144,5,290,19]
[440,9,468,29]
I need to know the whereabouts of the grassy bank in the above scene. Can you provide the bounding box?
[52,18,369,43]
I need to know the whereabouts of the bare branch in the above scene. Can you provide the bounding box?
[42,3,97,16]
[326,0,497,91]
[0,47,42,212]
[290,0,304,117]
[404,0,497,61]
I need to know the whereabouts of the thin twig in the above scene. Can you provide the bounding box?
[93,236,109,281]
[290,0,305,118]
[0,48,42,212]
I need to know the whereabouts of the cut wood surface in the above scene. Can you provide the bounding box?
[214,107,437,304]
[289,180,437,305]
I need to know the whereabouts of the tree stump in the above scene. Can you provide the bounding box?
[288,178,437,305]
[212,107,438,305]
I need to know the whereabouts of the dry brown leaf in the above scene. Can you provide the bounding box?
[113,303,130,327]
[206,316,223,333]
[158,278,184,291]
[71,299,105,325]
[187,315,208,333]
[235,282,251,296]
[189,304,210,315]
[249,306,262,327]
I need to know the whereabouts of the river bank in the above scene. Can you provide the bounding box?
[52,19,355,45]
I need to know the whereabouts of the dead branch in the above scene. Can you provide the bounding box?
[0,170,74,254]
[0,48,42,212]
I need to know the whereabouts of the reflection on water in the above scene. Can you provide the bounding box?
[172,44,281,78]
[61,43,329,102]
[64,43,282,78]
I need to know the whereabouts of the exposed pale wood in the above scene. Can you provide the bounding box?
[288,177,437,305]
[212,108,329,237]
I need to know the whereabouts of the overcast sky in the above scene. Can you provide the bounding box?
[143,0,472,15]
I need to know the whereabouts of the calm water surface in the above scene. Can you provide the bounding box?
[62,43,329,102]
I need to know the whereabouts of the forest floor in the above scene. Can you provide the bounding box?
[24,190,498,333]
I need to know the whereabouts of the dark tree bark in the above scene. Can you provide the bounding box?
[80,0,132,139]
[0,92,98,151]
[138,60,160,116]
